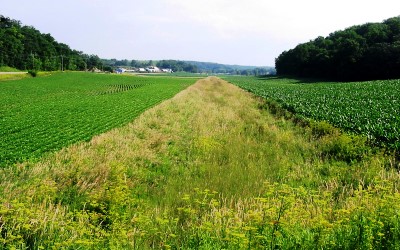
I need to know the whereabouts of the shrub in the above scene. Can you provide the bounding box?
[309,120,339,138]
[28,70,38,77]
[320,133,370,162]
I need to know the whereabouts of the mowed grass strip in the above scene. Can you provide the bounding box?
[0,72,196,167]
[0,77,399,249]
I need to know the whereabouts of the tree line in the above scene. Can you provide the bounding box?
[104,58,275,75]
[186,61,275,75]
[1,14,275,75]
[275,16,400,81]
[103,59,199,73]
[0,15,103,71]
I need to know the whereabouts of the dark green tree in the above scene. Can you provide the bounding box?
[0,14,102,71]
[276,16,400,81]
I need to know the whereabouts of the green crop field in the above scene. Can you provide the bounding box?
[2,77,400,249]
[225,76,400,150]
[0,72,197,167]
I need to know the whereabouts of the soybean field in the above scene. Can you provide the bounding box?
[225,76,400,150]
[0,72,197,167]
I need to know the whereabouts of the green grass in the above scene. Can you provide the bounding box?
[0,66,21,72]
[0,72,197,167]
[0,73,30,81]
[224,76,400,150]
[1,77,399,249]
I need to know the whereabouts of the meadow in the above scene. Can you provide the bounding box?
[1,76,400,249]
[225,76,400,151]
[0,72,196,167]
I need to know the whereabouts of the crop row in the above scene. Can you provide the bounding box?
[0,72,196,167]
[225,76,400,150]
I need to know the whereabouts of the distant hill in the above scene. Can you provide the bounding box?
[185,61,275,75]
[104,58,276,75]
[1,15,274,75]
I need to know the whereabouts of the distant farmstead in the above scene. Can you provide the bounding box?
[115,66,172,74]
[145,66,161,73]
[115,68,126,74]
[162,68,173,73]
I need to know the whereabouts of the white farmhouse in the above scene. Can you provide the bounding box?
[162,68,173,73]
[146,66,161,73]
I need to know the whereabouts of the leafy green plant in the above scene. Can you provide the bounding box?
[0,72,196,167]
[320,133,370,162]
[225,76,400,151]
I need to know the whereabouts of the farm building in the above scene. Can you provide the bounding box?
[115,68,126,74]
[146,66,161,73]
[162,68,173,73]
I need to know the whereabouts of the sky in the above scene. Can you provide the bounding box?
[1,0,400,66]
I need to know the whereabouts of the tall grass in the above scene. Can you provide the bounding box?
[0,73,29,81]
[0,66,21,72]
[0,77,398,249]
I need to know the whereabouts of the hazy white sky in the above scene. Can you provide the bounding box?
[1,0,400,66]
